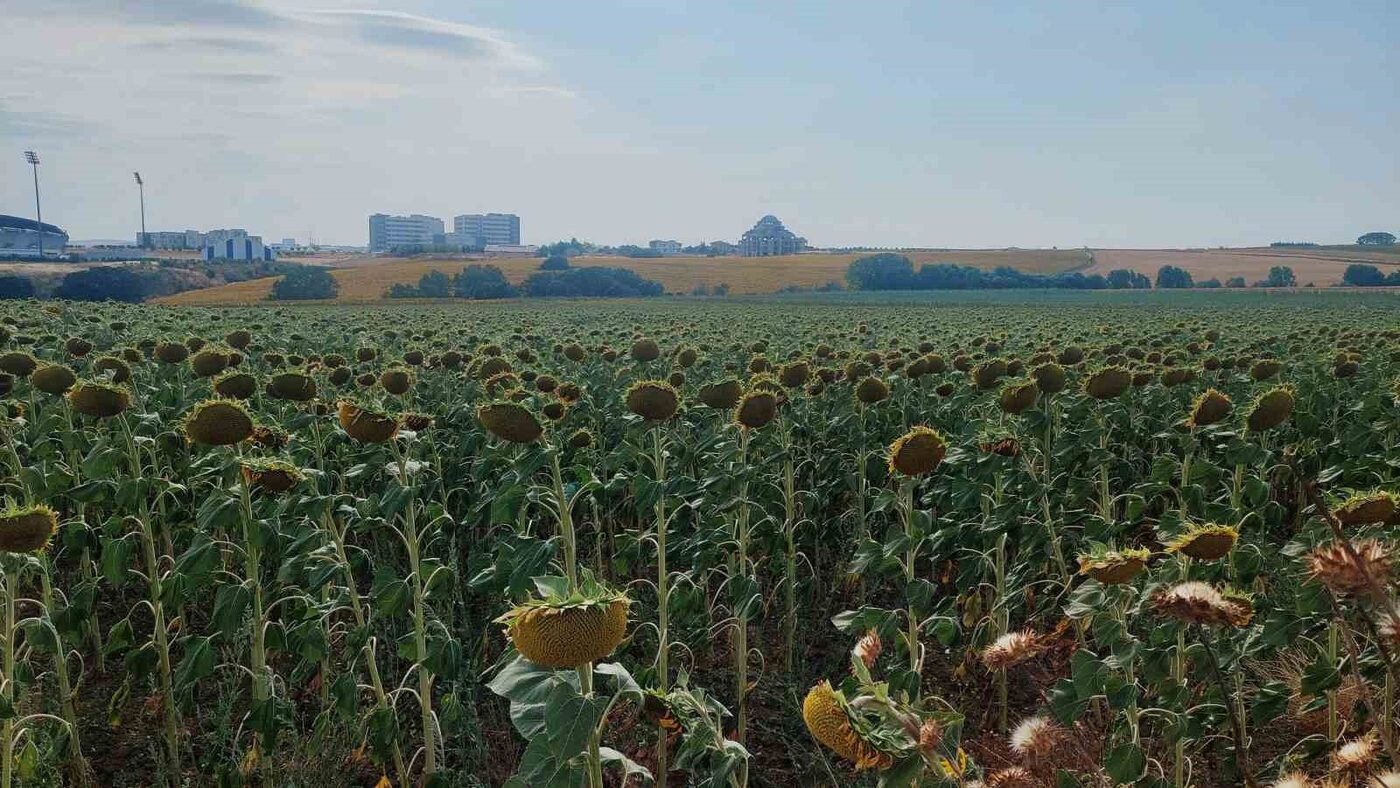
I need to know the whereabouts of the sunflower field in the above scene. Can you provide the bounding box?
[0,292,1398,787]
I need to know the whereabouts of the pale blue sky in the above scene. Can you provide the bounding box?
[2,1,1396,248]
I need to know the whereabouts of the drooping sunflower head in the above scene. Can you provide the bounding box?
[888,426,947,477]
[240,458,304,495]
[477,401,544,444]
[484,371,522,397]
[800,682,896,771]
[625,380,681,422]
[854,375,890,405]
[265,372,318,402]
[67,379,132,419]
[189,347,230,378]
[1031,362,1066,395]
[153,341,190,365]
[183,398,255,446]
[1306,539,1392,598]
[0,351,38,378]
[379,368,414,396]
[1076,546,1151,585]
[402,412,434,432]
[697,379,741,410]
[630,338,661,363]
[1083,366,1132,400]
[213,370,257,400]
[0,504,60,554]
[1165,523,1239,561]
[1152,581,1253,628]
[734,390,778,430]
[997,379,1039,415]
[337,400,401,444]
[499,583,630,668]
[1333,490,1398,526]
[1186,388,1232,427]
[31,364,77,395]
[1245,385,1295,432]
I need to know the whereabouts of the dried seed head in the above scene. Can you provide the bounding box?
[625,380,681,422]
[1153,582,1253,628]
[1306,539,1392,598]
[1009,715,1063,764]
[1246,385,1295,432]
[981,630,1043,671]
[1334,491,1398,526]
[1330,732,1377,774]
[1187,388,1232,427]
[1269,773,1310,788]
[852,630,881,670]
[1077,548,1150,585]
[986,766,1036,788]
[918,719,942,759]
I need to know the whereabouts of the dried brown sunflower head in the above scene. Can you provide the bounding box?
[1153,582,1253,628]
[1305,538,1392,598]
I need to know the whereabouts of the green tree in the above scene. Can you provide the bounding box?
[453,264,515,299]
[539,255,571,271]
[0,275,34,300]
[270,266,339,300]
[1261,265,1296,287]
[1225,276,1246,288]
[1356,231,1396,246]
[846,254,915,290]
[1105,269,1151,289]
[1154,265,1194,289]
[1341,264,1386,286]
[55,266,148,302]
[417,269,452,298]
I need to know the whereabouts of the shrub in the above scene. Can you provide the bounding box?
[453,265,516,299]
[521,266,663,298]
[270,266,339,300]
[0,275,34,300]
[55,266,147,302]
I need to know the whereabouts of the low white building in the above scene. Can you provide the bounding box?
[649,239,682,255]
[203,229,275,261]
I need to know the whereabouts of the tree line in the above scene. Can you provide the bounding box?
[377,260,665,301]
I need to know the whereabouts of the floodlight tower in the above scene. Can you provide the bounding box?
[134,171,147,248]
[23,150,43,257]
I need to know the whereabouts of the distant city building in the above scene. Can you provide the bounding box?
[369,213,445,251]
[649,239,682,255]
[739,215,806,257]
[138,230,204,249]
[709,240,737,255]
[0,214,68,257]
[433,231,481,250]
[202,229,275,261]
[454,213,520,246]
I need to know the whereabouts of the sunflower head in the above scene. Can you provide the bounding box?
[997,379,1039,415]
[734,390,778,430]
[1245,385,1295,432]
[265,372,318,402]
[854,375,890,405]
[1333,490,1397,526]
[981,630,1044,670]
[153,342,189,364]
[800,682,896,770]
[183,398,256,446]
[0,504,60,554]
[1009,716,1063,764]
[1076,546,1151,585]
[213,371,257,400]
[499,579,630,668]
[1031,362,1066,394]
[0,351,37,378]
[31,364,77,395]
[1083,366,1132,400]
[240,458,304,495]
[625,380,681,422]
[67,380,132,419]
[189,347,230,378]
[337,400,401,444]
[888,426,947,476]
[1186,388,1232,427]
[1165,523,1239,561]
[477,401,544,443]
[630,338,661,363]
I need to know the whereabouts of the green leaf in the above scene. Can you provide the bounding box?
[1105,741,1145,783]
[175,635,217,692]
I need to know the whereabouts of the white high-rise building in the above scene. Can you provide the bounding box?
[368,213,445,251]
[453,213,520,246]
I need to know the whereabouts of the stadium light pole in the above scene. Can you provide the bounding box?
[134,171,147,248]
[23,150,42,258]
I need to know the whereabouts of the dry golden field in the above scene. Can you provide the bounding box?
[154,245,1400,305]
[156,249,1090,304]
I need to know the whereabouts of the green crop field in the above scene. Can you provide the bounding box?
[0,291,1398,786]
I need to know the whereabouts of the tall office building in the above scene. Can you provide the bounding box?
[453,213,520,246]
[368,213,445,251]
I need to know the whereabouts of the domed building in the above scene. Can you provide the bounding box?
[0,215,68,258]
[739,215,806,257]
